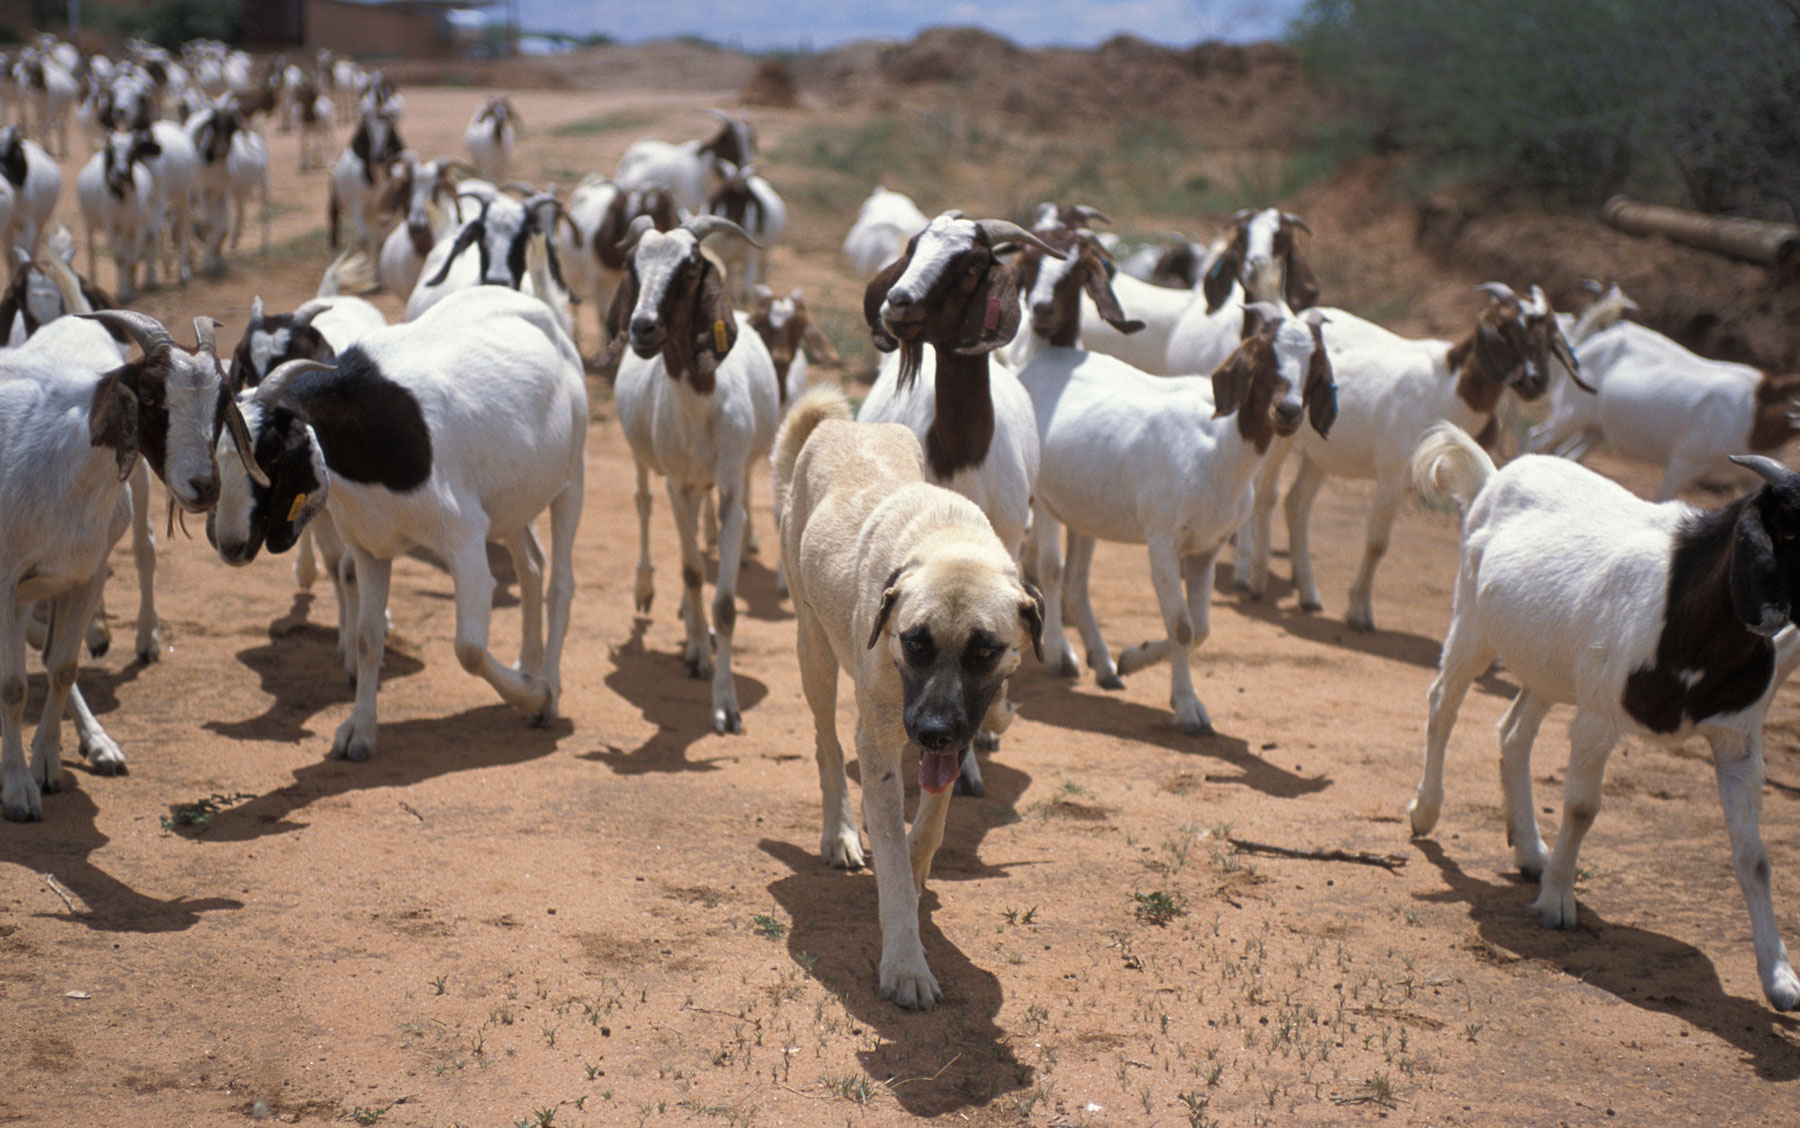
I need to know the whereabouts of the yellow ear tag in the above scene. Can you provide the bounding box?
[712,319,729,353]
[286,493,308,522]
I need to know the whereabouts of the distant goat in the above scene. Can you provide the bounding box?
[464,96,519,181]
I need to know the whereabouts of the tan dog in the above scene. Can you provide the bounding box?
[773,385,1043,1009]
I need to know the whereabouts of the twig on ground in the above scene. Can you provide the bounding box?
[1225,837,1408,871]
[42,873,84,914]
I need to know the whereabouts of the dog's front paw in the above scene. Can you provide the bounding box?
[879,952,941,1011]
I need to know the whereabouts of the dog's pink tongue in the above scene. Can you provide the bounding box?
[918,748,962,794]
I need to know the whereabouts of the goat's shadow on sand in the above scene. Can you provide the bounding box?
[203,593,426,744]
[587,617,767,774]
[0,663,238,931]
[1413,839,1800,1078]
[759,838,1030,1116]
[1217,559,1512,696]
[1015,667,1330,799]
[191,703,572,842]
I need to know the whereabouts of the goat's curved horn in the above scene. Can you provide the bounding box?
[620,213,657,254]
[253,358,334,409]
[439,158,480,178]
[1731,454,1796,486]
[1476,281,1518,304]
[11,246,30,267]
[1578,278,1605,294]
[424,218,484,287]
[193,316,220,354]
[82,310,174,354]
[705,107,735,124]
[248,294,265,329]
[290,300,328,330]
[1071,205,1111,227]
[973,219,1066,259]
[1529,284,1550,313]
[684,214,762,249]
[500,181,537,198]
[1281,211,1312,234]
[1230,208,1257,225]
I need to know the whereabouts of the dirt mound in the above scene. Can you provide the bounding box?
[795,28,1333,145]
[383,39,758,93]
[740,59,799,108]
[1421,198,1800,370]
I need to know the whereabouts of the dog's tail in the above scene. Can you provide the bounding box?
[1412,422,1495,510]
[772,384,853,534]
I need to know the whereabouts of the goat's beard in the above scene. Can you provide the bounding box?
[895,339,926,392]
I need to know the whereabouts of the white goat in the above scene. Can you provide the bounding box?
[705,159,785,303]
[1022,289,1333,732]
[143,120,198,289]
[614,110,754,215]
[464,96,518,181]
[1160,207,1319,377]
[208,287,587,762]
[858,211,1062,792]
[1533,292,1800,500]
[375,155,468,299]
[1,311,262,820]
[0,126,61,258]
[1411,425,1800,1012]
[1242,284,1579,631]
[841,185,928,279]
[12,52,76,157]
[557,178,680,357]
[611,214,776,735]
[75,131,159,301]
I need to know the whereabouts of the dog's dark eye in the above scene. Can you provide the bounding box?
[974,646,995,660]
[904,637,926,653]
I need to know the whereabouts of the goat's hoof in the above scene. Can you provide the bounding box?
[1766,966,1800,1011]
[1,781,43,822]
[635,594,653,615]
[87,634,111,659]
[83,737,127,776]
[1345,611,1376,632]
[135,636,162,665]
[1048,651,1080,678]
[972,730,1000,753]
[1531,887,1578,930]
[1406,796,1440,837]
[1175,716,1215,738]
[684,655,713,680]
[822,828,866,870]
[712,706,742,735]
[1298,598,1322,613]
[954,747,986,797]
[1097,673,1125,691]
[330,723,373,762]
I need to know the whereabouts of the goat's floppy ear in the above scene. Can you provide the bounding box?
[862,249,910,353]
[1203,246,1240,313]
[222,390,271,488]
[867,567,908,650]
[89,363,140,480]
[1283,241,1321,311]
[1304,320,1337,437]
[801,311,841,365]
[1010,246,1042,298]
[1082,257,1146,335]
[604,261,639,352]
[1019,579,1046,662]
[1210,336,1264,418]
[1729,499,1791,636]
[953,257,1020,355]
[1547,319,1591,392]
[1472,313,1521,383]
[692,257,737,382]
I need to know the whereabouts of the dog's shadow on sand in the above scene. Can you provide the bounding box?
[1413,839,1800,1078]
[759,838,1032,1116]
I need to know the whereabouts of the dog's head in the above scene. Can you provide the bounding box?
[866,545,1044,792]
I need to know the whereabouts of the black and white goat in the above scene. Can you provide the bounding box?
[610,214,776,735]
[1159,207,1318,377]
[705,159,784,303]
[406,187,576,338]
[559,178,679,357]
[328,110,405,255]
[614,109,754,215]
[1,312,262,820]
[464,96,519,181]
[375,155,471,298]
[208,286,587,761]
[1410,425,1800,1012]
[1,125,62,259]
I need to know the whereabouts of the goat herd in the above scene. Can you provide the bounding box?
[2,33,1798,1017]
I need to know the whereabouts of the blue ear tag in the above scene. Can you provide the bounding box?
[1329,383,1338,416]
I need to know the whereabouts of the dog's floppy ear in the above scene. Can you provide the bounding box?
[1019,578,1046,662]
[863,240,915,353]
[954,256,1020,355]
[867,566,908,650]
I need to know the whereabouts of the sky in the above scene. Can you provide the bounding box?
[507,0,1309,51]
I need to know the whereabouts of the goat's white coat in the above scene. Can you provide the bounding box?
[1409,425,1800,1011]
[841,186,928,278]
